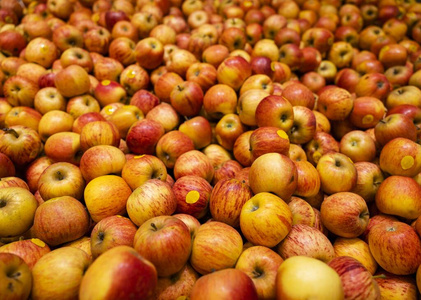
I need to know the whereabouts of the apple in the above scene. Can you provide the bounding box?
[179,116,212,150]
[328,256,381,299]
[282,82,316,109]
[0,30,26,57]
[249,153,297,201]
[235,246,283,300]
[317,86,354,121]
[3,75,39,108]
[80,145,127,183]
[60,47,93,72]
[93,79,128,108]
[67,94,101,119]
[54,65,91,98]
[374,114,418,146]
[107,105,144,139]
[80,120,121,151]
[287,106,317,145]
[351,162,385,203]
[348,96,386,129]
[91,215,137,259]
[126,179,177,227]
[93,57,124,83]
[239,74,274,96]
[240,192,292,248]
[121,154,166,190]
[79,246,157,300]
[119,64,150,96]
[133,215,191,277]
[84,175,132,223]
[376,270,419,299]
[0,187,37,238]
[294,160,321,198]
[154,72,184,104]
[214,113,246,151]
[276,256,344,300]
[190,221,243,275]
[146,102,180,132]
[172,175,212,220]
[0,238,51,270]
[0,176,28,190]
[316,152,357,194]
[155,130,195,169]
[37,162,85,201]
[130,89,160,115]
[210,178,253,228]
[32,195,90,246]
[4,106,42,132]
[249,127,290,160]
[126,119,165,155]
[190,268,258,300]
[203,83,238,119]
[386,85,421,110]
[170,81,203,117]
[0,253,32,300]
[37,110,74,142]
[321,192,369,238]
[375,175,421,220]
[24,37,58,69]
[0,152,15,178]
[333,237,378,275]
[217,55,252,91]
[173,150,214,182]
[254,95,293,133]
[369,221,421,275]
[339,130,377,163]
[31,247,90,300]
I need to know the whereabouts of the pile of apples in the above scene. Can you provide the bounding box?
[2,0,421,298]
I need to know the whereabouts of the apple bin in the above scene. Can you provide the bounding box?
[2,0,421,298]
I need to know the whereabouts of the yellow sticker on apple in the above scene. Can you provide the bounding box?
[277,129,289,140]
[31,238,46,248]
[313,151,322,163]
[128,70,136,79]
[102,80,111,86]
[103,105,115,115]
[362,114,374,124]
[401,156,415,170]
[134,155,145,159]
[186,190,200,204]
[243,1,252,7]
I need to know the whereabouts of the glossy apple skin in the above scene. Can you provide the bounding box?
[277,224,335,263]
[126,119,165,155]
[328,256,381,300]
[0,253,32,300]
[190,268,258,300]
[79,246,158,300]
[190,221,243,275]
[0,238,51,270]
[368,221,421,275]
[133,216,192,277]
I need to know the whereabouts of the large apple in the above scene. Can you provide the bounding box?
[276,256,344,300]
[79,246,158,300]
[31,247,90,300]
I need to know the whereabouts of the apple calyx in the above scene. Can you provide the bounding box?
[251,267,264,278]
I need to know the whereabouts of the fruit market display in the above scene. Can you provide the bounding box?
[2,0,421,298]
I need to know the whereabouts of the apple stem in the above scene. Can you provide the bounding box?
[372,274,387,279]
[2,128,19,138]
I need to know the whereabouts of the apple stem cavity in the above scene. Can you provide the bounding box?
[151,222,158,231]
[3,128,19,138]
[0,200,6,208]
